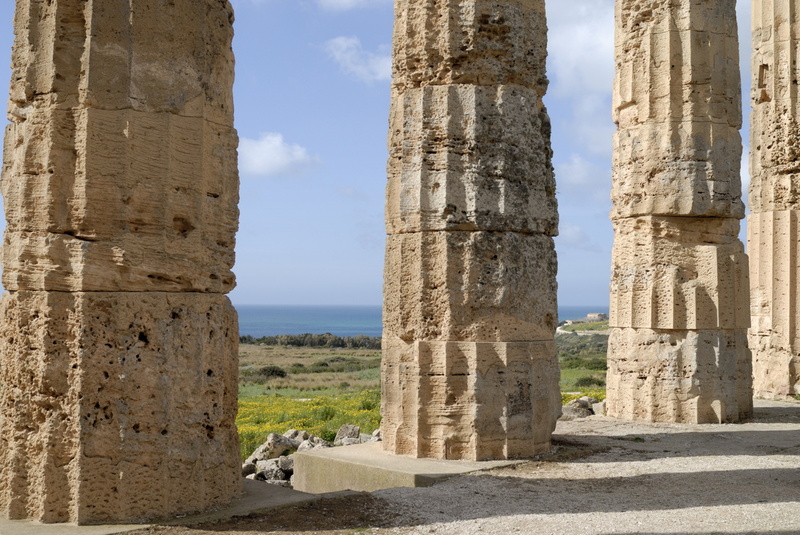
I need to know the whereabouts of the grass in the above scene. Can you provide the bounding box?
[560,321,610,332]
[237,389,381,460]
[556,331,609,390]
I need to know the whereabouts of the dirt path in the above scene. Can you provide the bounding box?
[132,399,800,535]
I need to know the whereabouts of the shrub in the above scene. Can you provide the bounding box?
[256,365,287,379]
[575,375,606,388]
[239,333,381,350]
[314,405,337,421]
[319,429,337,443]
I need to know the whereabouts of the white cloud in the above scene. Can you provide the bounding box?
[238,133,318,177]
[546,0,615,100]
[317,0,389,10]
[556,153,611,203]
[557,223,602,253]
[325,36,391,83]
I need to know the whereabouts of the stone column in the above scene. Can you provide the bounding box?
[0,0,240,524]
[607,0,752,423]
[748,1,800,399]
[381,0,561,461]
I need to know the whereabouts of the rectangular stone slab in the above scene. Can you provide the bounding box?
[293,443,522,494]
[0,291,241,524]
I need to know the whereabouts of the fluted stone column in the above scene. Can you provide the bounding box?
[381,0,561,461]
[0,0,241,524]
[608,0,753,423]
[748,1,800,399]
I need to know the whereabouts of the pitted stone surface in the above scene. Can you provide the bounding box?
[392,0,548,90]
[611,0,743,219]
[0,0,241,525]
[608,0,751,423]
[2,94,238,293]
[381,339,560,460]
[382,0,559,461]
[607,328,753,424]
[609,217,749,331]
[384,231,557,343]
[0,292,240,524]
[8,0,234,122]
[748,2,800,399]
[611,121,744,219]
[386,84,556,235]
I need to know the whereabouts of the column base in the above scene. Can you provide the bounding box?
[0,291,240,524]
[749,333,800,400]
[606,327,752,423]
[381,338,561,461]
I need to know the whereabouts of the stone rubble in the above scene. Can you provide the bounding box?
[243,426,381,487]
[559,397,599,421]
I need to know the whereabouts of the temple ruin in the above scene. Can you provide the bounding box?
[0,0,797,526]
[380,0,562,460]
[606,0,753,423]
[748,1,800,400]
[0,0,241,523]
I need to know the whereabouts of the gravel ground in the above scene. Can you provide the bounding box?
[133,399,800,535]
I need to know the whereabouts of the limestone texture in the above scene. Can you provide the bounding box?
[381,340,560,459]
[0,0,240,524]
[386,85,557,236]
[608,0,752,423]
[612,0,743,220]
[748,1,800,399]
[382,0,560,461]
[0,292,240,524]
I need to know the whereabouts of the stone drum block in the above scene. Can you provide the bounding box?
[0,292,240,524]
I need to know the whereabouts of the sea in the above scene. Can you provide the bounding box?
[235,304,609,338]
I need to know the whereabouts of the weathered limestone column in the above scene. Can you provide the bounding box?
[381,0,561,461]
[748,1,800,399]
[0,0,240,524]
[607,0,753,423]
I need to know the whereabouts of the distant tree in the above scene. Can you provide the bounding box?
[239,333,381,349]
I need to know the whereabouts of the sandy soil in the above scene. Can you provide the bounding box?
[131,399,800,535]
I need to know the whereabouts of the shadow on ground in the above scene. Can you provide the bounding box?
[134,400,800,535]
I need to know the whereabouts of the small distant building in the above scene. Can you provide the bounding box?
[563,313,608,326]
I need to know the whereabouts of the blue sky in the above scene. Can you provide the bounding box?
[0,1,753,307]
